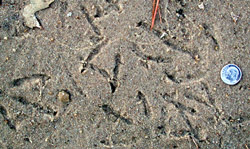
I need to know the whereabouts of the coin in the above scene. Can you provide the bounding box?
[221,64,242,85]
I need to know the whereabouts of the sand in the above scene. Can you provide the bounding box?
[0,0,249,148]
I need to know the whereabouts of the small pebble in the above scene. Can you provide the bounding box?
[58,91,70,103]
[48,91,53,95]
[194,55,200,62]
[67,12,72,17]
[231,12,239,23]
[50,38,55,42]
[4,37,8,40]
[214,46,219,51]
[198,3,205,10]
[160,32,166,39]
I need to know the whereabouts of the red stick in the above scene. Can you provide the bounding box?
[152,0,156,21]
[151,0,160,30]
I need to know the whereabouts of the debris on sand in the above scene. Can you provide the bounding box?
[23,0,54,29]
[67,12,73,17]
[198,2,205,10]
[231,12,239,23]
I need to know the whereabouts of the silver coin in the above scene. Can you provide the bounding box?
[221,64,242,85]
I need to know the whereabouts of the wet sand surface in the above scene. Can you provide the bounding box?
[0,0,249,148]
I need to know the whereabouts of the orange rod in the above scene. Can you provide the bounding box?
[151,0,160,30]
